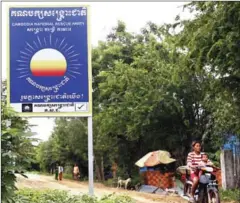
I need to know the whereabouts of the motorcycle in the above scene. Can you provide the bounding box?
[183,165,220,203]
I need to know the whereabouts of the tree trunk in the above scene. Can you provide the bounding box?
[94,158,101,182]
[101,156,105,181]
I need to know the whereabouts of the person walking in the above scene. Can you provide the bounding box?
[58,164,64,181]
[73,163,80,180]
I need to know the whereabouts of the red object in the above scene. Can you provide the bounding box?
[59,172,63,181]
[143,171,175,189]
[31,70,66,77]
[214,169,222,187]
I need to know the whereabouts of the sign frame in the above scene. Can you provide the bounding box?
[6,4,92,117]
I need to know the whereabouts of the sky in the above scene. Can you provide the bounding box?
[2,2,191,142]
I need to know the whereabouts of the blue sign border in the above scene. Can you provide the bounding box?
[7,5,92,117]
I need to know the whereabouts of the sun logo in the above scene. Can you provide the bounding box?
[30,48,67,77]
[17,34,82,78]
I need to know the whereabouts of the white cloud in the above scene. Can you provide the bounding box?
[2,2,191,142]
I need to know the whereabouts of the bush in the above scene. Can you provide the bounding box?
[129,175,142,187]
[99,194,135,203]
[219,189,240,202]
[14,188,136,203]
[14,189,69,203]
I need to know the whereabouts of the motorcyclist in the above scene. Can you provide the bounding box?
[186,141,213,202]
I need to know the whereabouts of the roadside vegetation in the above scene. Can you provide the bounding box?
[14,189,135,203]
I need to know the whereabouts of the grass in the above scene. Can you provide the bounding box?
[103,178,117,188]
[63,173,73,180]
[220,189,240,202]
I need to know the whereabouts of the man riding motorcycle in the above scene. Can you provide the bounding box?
[186,141,213,203]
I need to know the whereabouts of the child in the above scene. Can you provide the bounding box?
[198,153,214,178]
[199,153,213,166]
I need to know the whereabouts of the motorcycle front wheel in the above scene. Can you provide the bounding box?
[198,187,208,203]
[208,189,220,203]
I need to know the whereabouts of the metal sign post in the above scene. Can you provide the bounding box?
[88,116,94,195]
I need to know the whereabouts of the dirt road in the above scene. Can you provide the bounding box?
[16,173,187,203]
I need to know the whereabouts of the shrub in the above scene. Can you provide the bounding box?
[14,188,136,203]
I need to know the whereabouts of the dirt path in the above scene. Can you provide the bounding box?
[16,173,187,203]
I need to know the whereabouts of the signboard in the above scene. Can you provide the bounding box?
[7,5,92,117]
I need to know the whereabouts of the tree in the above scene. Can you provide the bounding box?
[92,21,213,171]
[36,118,89,176]
[174,2,240,139]
[1,82,36,203]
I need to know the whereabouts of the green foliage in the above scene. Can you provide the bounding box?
[92,19,215,170]
[174,1,240,139]
[14,189,69,203]
[62,173,73,180]
[14,189,136,203]
[1,94,36,202]
[36,118,88,176]
[128,175,142,187]
[219,189,240,202]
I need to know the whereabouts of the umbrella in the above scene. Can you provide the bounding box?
[135,150,176,167]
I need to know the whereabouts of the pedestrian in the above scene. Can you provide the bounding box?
[73,163,80,180]
[58,164,64,181]
[55,164,59,180]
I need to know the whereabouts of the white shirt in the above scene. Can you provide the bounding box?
[58,166,63,173]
